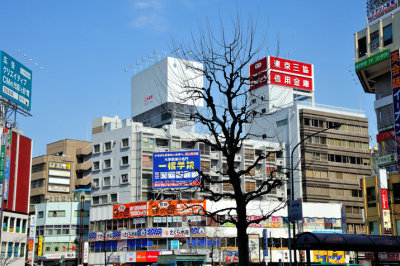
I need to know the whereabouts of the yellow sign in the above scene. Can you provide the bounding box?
[313,250,345,264]
[49,162,71,170]
[38,236,43,256]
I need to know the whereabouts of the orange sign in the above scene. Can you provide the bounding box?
[148,200,206,216]
[28,239,34,251]
[136,251,147,262]
[113,202,148,219]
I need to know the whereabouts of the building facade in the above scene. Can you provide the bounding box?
[247,56,371,234]
[0,130,33,266]
[31,190,91,265]
[30,139,92,214]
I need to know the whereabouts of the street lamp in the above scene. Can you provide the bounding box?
[288,122,341,266]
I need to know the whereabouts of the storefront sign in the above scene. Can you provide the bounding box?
[113,202,147,219]
[368,0,398,22]
[148,200,205,216]
[378,154,397,166]
[49,162,71,169]
[313,250,345,263]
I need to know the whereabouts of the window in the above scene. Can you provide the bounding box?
[251,99,256,104]
[14,243,19,257]
[101,195,108,204]
[367,187,377,207]
[393,183,400,204]
[1,242,5,257]
[121,174,129,184]
[276,119,288,127]
[93,161,100,171]
[93,196,100,205]
[31,179,44,189]
[110,193,118,203]
[74,210,89,217]
[93,144,101,153]
[358,37,367,57]
[38,211,44,218]
[48,210,66,217]
[7,243,12,258]
[261,108,266,114]
[383,24,393,46]
[142,137,155,150]
[19,243,25,257]
[142,155,153,168]
[32,163,45,173]
[16,218,20,233]
[121,156,129,166]
[121,138,130,148]
[93,178,99,188]
[104,159,112,169]
[369,221,379,235]
[103,176,111,187]
[370,30,379,52]
[104,141,112,152]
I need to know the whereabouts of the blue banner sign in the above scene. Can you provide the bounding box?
[153,150,201,188]
[0,51,32,110]
[391,50,400,169]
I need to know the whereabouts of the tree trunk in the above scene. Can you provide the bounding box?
[236,199,250,266]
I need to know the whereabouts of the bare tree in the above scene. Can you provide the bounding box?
[169,15,286,266]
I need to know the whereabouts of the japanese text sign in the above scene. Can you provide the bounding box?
[270,72,313,91]
[381,189,389,209]
[148,200,205,216]
[249,57,267,76]
[153,150,200,188]
[113,202,148,219]
[390,50,400,168]
[368,0,398,23]
[269,57,313,77]
[0,51,32,110]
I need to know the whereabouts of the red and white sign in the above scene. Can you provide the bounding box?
[270,72,313,91]
[249,56,314,91]
[377,130,395,142]
[249,57,268,76]
[269,57,312,77]
[381,189,389,209]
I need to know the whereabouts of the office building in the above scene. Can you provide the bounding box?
[30,139,92,214]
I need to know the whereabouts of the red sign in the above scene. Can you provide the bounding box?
[381,189,389,209]
[136,252,146,263]
[28,239,34,251]
[146,251,160,262]
[249,57,267,76]
[270,72,313,91]
[269,57,313,77]
[377,130,395,142]
[249,72,269,90]
[113,202,148,219]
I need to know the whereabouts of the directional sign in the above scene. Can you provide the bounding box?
[289,200,303,222]
[0,51,32,110]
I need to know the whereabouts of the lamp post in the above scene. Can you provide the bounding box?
[288,122,341,265]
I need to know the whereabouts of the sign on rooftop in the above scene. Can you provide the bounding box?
[0,51,32,110]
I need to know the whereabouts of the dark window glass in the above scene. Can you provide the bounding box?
[383,24,393,46]
[393,183,400,204]
[358,37,367,57]
[367,187,377,207]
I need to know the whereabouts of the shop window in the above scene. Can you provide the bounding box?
[358,37,367,57]
[383,24,393,46]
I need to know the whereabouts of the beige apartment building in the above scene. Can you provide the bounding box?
[29,139,92,214]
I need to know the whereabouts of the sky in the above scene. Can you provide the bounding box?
[0,0,375,157]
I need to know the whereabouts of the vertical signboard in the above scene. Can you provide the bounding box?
[262,229,268,256]
[28,215,36,262]
[0,51,32,110]
[38,236,43,257]
[249,235,260,263]
[83,242,89,264]
[3,128,11,200]
[391,50,400,169]
[379,168,392,234]
[0,132,6,202]
[153,151,201,188]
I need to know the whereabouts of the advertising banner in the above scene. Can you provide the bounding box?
[249,235,260,262]
[3,129,11,200]
[113,201,148,219]
[38,236,43,257]
[368,0,398,23]
[153,150,201,188]
[269,56,313,77]
[313,250,345,263]
[148,200,205,216]
[390,50,400,168]
[0,50,32,110]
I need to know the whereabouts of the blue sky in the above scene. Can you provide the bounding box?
[0,0,374,156]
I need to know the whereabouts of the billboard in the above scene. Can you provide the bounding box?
[390,50,400,168]
[0,51,32,110]
[153,150,200,188]
[249,56,314,91]
[113,202,148,219]
[368,0,398,23]
[148,200,205,216]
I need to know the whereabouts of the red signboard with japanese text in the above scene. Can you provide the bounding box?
[249,57,268,76]
[148,200,205,216]
[269,72,313,91]
[113,202,148,219]
[381,189,389,209]
[377,130,395,142]
[269,57,313,77]
[249,56,313,91]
